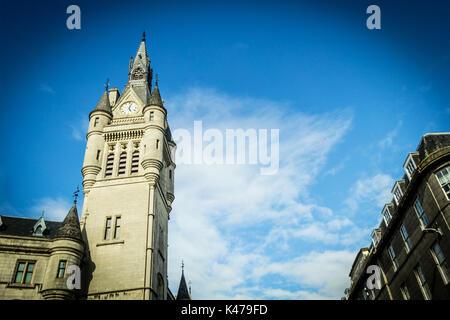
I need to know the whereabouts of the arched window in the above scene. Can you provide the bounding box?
[130,150,139,174]
[118,152,127,176]
[132,67,144,80]
[105,153,114,177]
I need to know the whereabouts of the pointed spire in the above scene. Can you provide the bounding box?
[55,203,82,241]
[149,75,163,107]
[92,80,112,115]
[176,260,191,300]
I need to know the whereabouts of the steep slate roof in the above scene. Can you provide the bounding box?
[55,204,82,241]
[92,89,112,115]
[176,270,191,300]
[0,215,62,239]
[0,204,82,241]
[149,85,163,107]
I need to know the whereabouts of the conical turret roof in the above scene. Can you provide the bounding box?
[149,85,163,107]
[92,88,112,115]
[55,204,82,241]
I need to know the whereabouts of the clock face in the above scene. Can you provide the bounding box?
[121,102,137,115]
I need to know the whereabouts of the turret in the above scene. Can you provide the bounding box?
[41,201,84,300]
[141,81,167,184]
[81,83,113,190]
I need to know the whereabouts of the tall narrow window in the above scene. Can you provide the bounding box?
[105,153,114,177]
[413,199,429,228]
[371,230,379,247]
[14,261,35,284]
[415,265,431,300]
[96,150,101,161]
[114,216,121,239]
[57,260,67,278]
[436,165,450,198]
[382,207,392,225]
[156,139,160,149]
[388,245,399,271]
[393,185,403,205]
[117,152,127,176]
[431,242,450,284]
[94,117,99,127]
[130,150,139,174]
[150,111,154,121]
[400,225,412,252]
[104,217,112,240]
[169,170,172,180]
[400,283,410,300]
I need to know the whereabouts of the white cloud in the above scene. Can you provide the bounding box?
[378,120,402,149]
[70,117,89,141]
[30,197,72,221]
[167,87,354,299]
[344,173,394,213]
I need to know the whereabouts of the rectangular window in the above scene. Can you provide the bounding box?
[156,139,160,149]
[388,245,399,270]
[431,242,450,285]
[406,159,416,177]
[94,117,99,127]
[415,265,432,300]
[413,199,429,228]
[114,216,121,239]
[14,261,35,284]
[400,225,412,252]
[400,283,410,300]
[104,217,112,240]
[96,150,101,161]
[56,260,67,278]
[393,186,403,204]
[436,165,450,199]
[371,230,379,247]
[382,207,391,225]
[150,111,154,121]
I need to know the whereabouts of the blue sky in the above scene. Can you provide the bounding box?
[0,0,449,299]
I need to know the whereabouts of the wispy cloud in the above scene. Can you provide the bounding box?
[30,197,72,221]
[344,173,394,213]
[167,87,354,299]
[378,120,403,149]
[39,83,56,94]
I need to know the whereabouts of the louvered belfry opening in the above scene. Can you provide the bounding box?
[105,153,114,177]
[131,150,139,174]
[118,152,127,176]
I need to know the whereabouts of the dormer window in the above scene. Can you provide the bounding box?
[436,165,450,199]
[32,216,47,237]
[371,229,380,247]
[382,205,392,226]
[392,183,403,205]
[132,67,144,80]
[403,153,418,180]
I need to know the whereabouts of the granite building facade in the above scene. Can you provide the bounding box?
[346,133,450,300]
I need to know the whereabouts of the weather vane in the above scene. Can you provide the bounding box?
[105,78,110,92]
[142,31,146,41]
[73,185,80,204]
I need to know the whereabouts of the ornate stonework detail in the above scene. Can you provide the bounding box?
[104,129,144,142]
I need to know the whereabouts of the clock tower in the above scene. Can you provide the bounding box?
[79,33,176,300]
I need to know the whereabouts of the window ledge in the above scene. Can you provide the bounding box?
[96,240,124,247]
[6,283,35,289]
